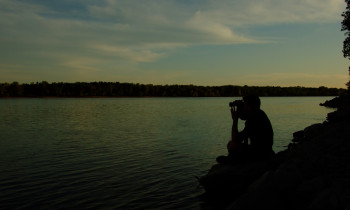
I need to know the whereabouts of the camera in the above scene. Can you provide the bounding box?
[229,100,243,108]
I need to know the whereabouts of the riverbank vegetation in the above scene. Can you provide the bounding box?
[0,81,346,97]
[342,0,350,93]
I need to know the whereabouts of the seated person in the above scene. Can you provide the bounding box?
[217,95,274,164]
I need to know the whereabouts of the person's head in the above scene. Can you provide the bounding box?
[238,95,261,120]
[243,95,261,110]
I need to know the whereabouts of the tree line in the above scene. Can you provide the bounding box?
[0,81,346,97]
[342,0,350,93]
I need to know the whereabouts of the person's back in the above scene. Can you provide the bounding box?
[243,108,273,159]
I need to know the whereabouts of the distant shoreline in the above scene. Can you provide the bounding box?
[0,95,340,99]
[0,81,346,97]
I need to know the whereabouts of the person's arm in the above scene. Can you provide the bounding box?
[231,107,239,142]
[227,107,239,152]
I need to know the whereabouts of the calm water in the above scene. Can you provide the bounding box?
[0,97,334,209]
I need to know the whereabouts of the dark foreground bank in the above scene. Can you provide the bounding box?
[199,96,350,210]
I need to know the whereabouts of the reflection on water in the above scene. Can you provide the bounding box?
[0,97,333,209]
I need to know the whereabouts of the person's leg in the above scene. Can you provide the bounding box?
[216,155,232,164]
[216,143,247,164]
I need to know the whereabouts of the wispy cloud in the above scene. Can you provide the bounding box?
[0,0,346,85]
[91,45,164,63]
[199,0,344,25]
[185,10,257,44]
[0,0,344,58]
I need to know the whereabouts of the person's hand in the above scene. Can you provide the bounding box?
[230,106,239,121]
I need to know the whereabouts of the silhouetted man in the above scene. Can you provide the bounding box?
[217,95,274,164]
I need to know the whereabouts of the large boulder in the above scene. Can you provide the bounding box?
[198,154,284,208]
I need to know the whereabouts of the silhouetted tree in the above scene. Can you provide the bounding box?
[0,81,346,97]
[341,0,350,92]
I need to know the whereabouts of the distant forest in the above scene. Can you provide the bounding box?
[0,81,346,97]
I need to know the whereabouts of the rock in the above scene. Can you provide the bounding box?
[320,95,350,108]
[292,130,304,143]
[198,155,283,208]
[291,123,325,144]
[295,177,327,201]
[327,108,350,122]
[306,188,340,210]
[303,123,325,139]
[226,161,304,210]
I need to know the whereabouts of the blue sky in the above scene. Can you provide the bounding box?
[0,0,349,88]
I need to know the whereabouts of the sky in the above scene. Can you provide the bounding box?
[0,0,349,88]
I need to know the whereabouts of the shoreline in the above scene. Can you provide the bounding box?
[200,96,350,209]
[0,95,339,99]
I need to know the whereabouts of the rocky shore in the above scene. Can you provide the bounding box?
[199,97,350,210]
